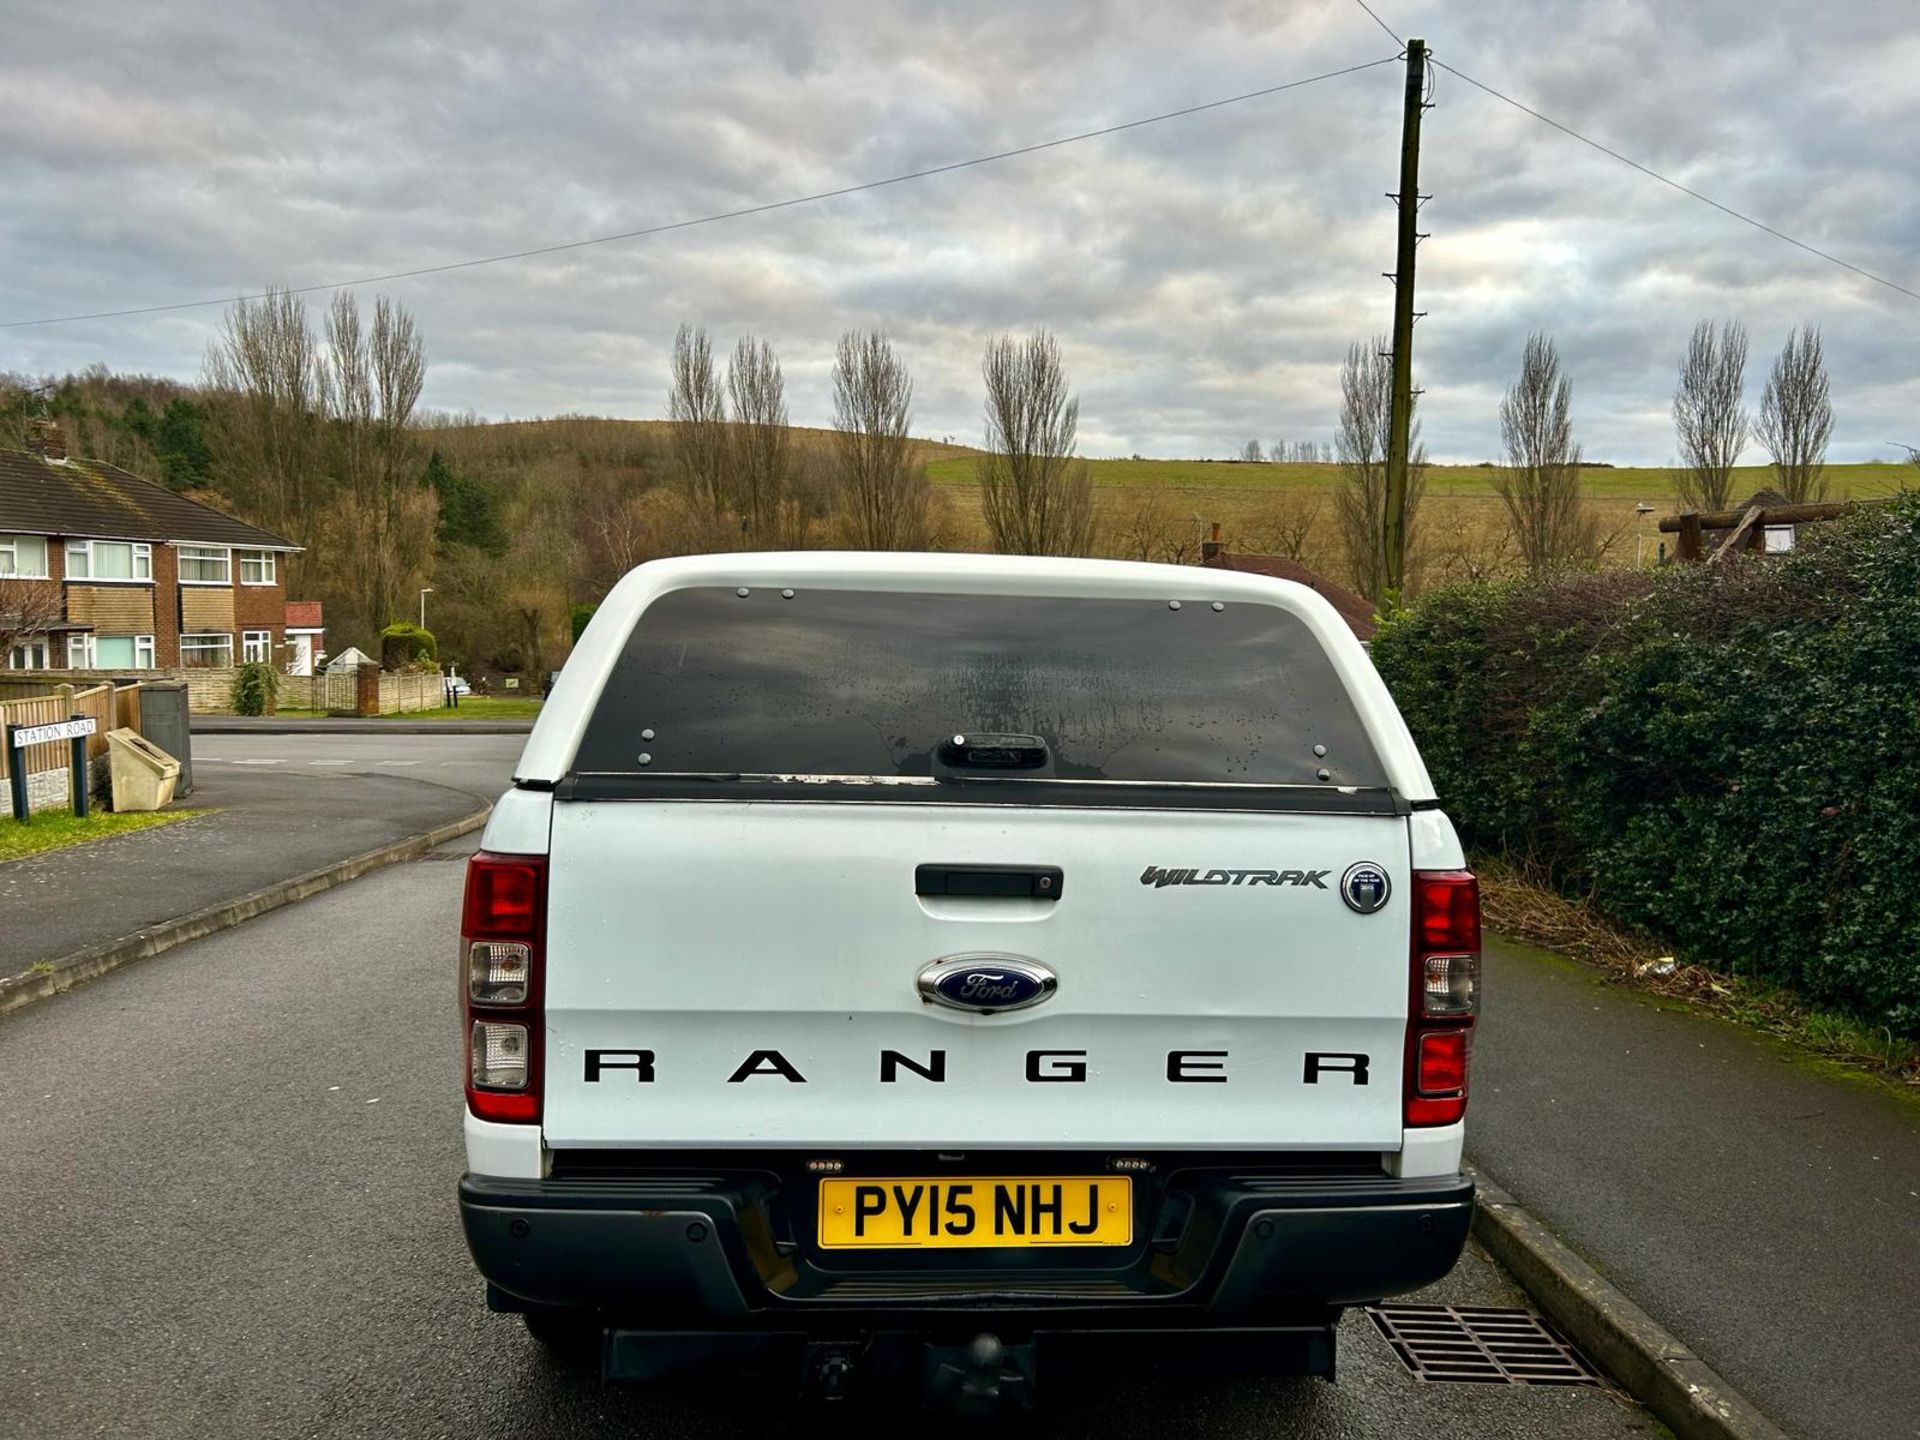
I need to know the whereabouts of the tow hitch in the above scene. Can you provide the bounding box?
[922,1333,1036,1415]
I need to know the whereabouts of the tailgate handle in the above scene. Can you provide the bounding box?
[916,864,1063,900]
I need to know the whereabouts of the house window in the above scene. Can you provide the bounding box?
[95,636,132,668]
[178,545,232,584]
[67,634,93,668]
[180,633,234,667]
[243,630,273,663]
[135,635,156,668]
[238,550,277,585]
[0,534,49,577]
[65,540,152,581]
[8,641,49,669]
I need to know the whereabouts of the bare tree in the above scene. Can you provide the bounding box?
[202,287,323,536]
[1237,491,1323,561]
[667,324,730,524]
[726,335,793,543]
[978,332,1094,557]
[831,330,930,549]
[1332,337,1425,601]
[0,578,64,662]
[1239,439,1265,463]
[323,293,434,637]
[1673,320,1749,511]
[1495,333,1599,570]
[1103,487,1200,564]
[1756,325,1834,502]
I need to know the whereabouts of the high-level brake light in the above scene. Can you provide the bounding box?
[461,852,546,1124]
[1405,869,1479,1128]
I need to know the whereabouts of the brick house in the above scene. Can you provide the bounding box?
[0,425,307,672]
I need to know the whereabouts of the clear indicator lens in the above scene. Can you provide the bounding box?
[470,1020,529,1089]
[1422,953,1479,1017]
[468,941,531,1004]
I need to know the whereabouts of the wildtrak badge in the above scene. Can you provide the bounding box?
[1139,866,1331,889]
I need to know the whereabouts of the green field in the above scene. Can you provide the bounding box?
[925,456,1913,502]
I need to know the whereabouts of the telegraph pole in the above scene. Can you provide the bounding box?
[1382,36,1427,604]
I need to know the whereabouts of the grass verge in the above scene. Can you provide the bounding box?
[0,808,207,865]
[1479,856,1920,1092]
[390,695,543,720]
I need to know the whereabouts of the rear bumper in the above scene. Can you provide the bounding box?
[459,1159,1473,1329]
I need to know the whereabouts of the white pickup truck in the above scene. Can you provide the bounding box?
[458,551,1479,1409]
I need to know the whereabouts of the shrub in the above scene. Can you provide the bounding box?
[570,603,596,643]
[230,661,277,717]
[380,621,437,670]
[1373,494,1920,1034]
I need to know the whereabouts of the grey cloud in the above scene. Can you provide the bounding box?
[2,0,1915,464]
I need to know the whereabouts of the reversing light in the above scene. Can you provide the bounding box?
[470,1020,530,1089]
[1422,952,1479,1018]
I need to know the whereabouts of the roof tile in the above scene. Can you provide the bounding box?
[0,448,299,550]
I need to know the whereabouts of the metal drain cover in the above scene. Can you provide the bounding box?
[1367,1305,1602,1386]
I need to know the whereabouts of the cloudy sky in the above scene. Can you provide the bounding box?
[2,0,1915,464]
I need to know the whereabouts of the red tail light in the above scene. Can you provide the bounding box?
[1405,868,1479,1127]
[462,852,546,1124]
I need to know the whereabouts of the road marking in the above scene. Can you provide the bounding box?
[231,758,286,765]
[310,760,351,766]
[375,760,420,767]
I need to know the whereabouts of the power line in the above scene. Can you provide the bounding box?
[1348,0,1404,47]
[1,55,1400,331]
[1434,59,1920,306]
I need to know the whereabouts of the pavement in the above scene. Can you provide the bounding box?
[1,733,522,975]
[0,837,1659,1440]
[1472,937,1920,1440]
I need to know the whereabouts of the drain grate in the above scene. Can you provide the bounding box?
[1367,1305,1602,1387]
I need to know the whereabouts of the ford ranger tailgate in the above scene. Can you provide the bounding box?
[542,799,1410,1149]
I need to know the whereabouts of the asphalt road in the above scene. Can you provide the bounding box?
[0,735,1656,1437]
[190,731,526,804]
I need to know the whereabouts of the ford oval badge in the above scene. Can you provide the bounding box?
[918,955,1057,1015]
[1341,861,1392,914]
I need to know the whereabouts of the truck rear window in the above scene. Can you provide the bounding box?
[572,586,1388,790]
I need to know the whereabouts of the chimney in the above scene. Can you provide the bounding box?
[1201,520,1224,563]
[25,418,67,462]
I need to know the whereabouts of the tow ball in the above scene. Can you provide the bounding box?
[923,1333,1036,1415]
[803,1343,861,1400]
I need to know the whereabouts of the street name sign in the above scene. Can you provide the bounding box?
[11,717,97,747]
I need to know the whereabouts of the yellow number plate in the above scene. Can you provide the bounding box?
[817,1176,1132,1249]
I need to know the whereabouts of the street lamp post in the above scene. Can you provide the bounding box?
[419,587,433,629]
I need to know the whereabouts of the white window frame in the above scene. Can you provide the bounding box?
[180,632,234,668]
[238,550,277,586]
[64,539,152,583]
[242,629,273,663]
[68,633,94,668]
[9,640,50,669]
[135,635,156,668]
[177,544,232,585]
[0,534,50,578]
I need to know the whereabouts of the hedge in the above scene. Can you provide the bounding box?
[1372,492,1920,1035]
